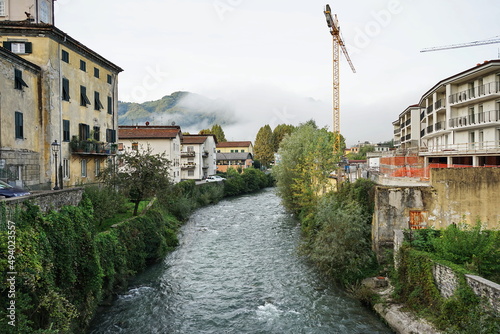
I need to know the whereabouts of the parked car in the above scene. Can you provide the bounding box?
[0,180,31,198]
[206,175,226,182]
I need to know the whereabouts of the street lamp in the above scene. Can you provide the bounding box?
[51,140,60,190]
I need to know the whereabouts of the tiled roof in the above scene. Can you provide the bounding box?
[216,141,252,148]
[118,126,181,139]
[182,135,208,144]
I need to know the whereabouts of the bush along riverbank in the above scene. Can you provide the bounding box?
[0,167,273,333]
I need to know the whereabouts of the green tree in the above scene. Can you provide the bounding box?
[272,124,295,152]
[99,146,172,215]
[348,144,375,160]
[199,124,227,142]
[254,124,275,167]
[272,120,337,227]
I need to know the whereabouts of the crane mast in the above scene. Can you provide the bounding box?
[324,4,355,154]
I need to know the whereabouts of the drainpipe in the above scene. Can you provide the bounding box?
[57,42,63,188]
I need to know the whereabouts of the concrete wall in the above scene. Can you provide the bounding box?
[373,167,500,259]
[430,168,500,229]
[1,188,83,212]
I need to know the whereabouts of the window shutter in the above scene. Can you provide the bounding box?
[24,42,32,54]
[2,41,12,51]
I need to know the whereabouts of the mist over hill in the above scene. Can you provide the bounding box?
[118,91,236,130]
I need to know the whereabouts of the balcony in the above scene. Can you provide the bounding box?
[427,124,434,134]
[448,109,500,129]
[426,104,434,114]
[181,151,195,157]
[420,140,500,156]
[202,151,209,158]
[181,163,196,169]
[448,81,500,106]
[434,99,445,111]
[70,140,117,156]
[394,128,400,134]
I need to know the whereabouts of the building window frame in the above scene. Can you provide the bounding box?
[107,96,113,114]
[80,60,86,72]
[79,123,90,141]
[95,159,101,176]
[62,78,70,101]
[107,74,112,84]
[94,91,104,111]
[93,126,100,141]
[63,158,70,179]
[15,111,23,139]
[14,69,28,90]
[81,159,87,178]
[80,86,91,107]
[61,49,69,63]
[0,0,5,16]
[94,67,100,78]
[63,120,70,142]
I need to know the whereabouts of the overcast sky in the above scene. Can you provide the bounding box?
[55,0,500,146]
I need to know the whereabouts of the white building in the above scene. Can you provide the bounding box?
[419,60,500,167]
[393,104,422,151]
[118,125,182,183]
[181,134,217,180]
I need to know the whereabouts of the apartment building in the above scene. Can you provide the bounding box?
[393,105,421,151]
[419,60,500,167]
[216,141,254,154]
[0,2,123,189]
[118,125,182,184]
[181,134,217,180]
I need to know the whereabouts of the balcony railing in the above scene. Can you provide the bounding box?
[434,99,445,110]
[427,124,434,134]
[405,119,411,126]
[448,109,500,128]
[181,163,196,169]
[426,104,434,114]
[448,81,500,104]
[420,141,500,155]
[394,128,400,134]
[202,151,209,158]
[421,129,425,137]
[70,140,117,155]
[435,121,446,131]
[181,151,195,157]
[420,111,425,121]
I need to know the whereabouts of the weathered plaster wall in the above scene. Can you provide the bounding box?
[430,167,500,229]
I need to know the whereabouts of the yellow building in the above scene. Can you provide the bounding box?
[0,47,43,188]
[216,141,254,154]
[0,9,122,189]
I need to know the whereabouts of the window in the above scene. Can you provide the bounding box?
[14,69,28,90]
[187,146,194,152]
[80,86,91,106]
[63,120,70,142]
[62,78,70,101]
[95,159,101,176]
[93,126,100,141]
[79,123,90,140]
[40,0,50,23]
[107,96,113,114]
[241,149,245,152]
[3,42,32,54]
[106,129,116,143]
[107,74,112,84]
[132,142,139,151]
[15,112,23,139]
[188,170,194,177]
[63,159,70,179]
[0,0,5,16]
[80,60,86,72]
[61,50,69,63]
[94,91,104,111]
[94,67,99,78]
[81,159,87,177]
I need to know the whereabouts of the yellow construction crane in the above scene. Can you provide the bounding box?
[420,36,500,52]
[323,4,355,154]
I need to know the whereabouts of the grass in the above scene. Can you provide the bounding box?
[97,200,151,232]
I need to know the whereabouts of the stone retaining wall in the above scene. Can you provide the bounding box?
[465,274,500,313]
[1,188,84,212]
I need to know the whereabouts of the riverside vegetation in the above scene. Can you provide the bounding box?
[0,167,273,333]
[272,120,500,333]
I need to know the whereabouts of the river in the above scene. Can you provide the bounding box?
[88,188,393,333]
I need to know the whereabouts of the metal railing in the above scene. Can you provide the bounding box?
[448,109,500,128]
[419,141,500,155]
[448,81,500,104]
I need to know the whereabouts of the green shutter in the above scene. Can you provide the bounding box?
[24,42,32,54]
[3,41,12,51]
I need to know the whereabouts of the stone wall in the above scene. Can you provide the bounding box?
[465,274,500,313]
[432,263,460,299]
[1,188,84,212]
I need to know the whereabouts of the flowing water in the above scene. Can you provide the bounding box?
[88,189,393,334]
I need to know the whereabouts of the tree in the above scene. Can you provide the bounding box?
[199,124,227,142]
[254,124,275,167]
[272,120,337,227]
[272,124,295,152]
[347,144,374,160]
[99,146,172,215]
